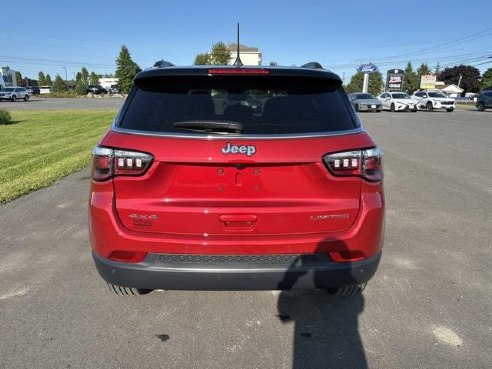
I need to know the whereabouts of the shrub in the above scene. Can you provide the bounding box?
[0,108,12,124]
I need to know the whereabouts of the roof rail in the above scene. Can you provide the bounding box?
[300,62,324,70]
[152,60,175,68]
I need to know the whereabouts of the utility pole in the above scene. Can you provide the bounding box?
[62,67,68,82]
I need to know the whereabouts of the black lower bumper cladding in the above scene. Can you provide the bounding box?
[93,251,382,291]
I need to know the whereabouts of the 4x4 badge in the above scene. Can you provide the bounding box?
[221,143,256,157]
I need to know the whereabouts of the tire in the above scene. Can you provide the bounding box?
[426,102,433,112]
[11,95,17,102]
[326,283,367,296]
[411,109,417,112]
[390,103,395,112]
[354,104,359,112]
[107,283,153,296]
[376,109,381,113]
[477,102,485,112]
[24,95,29,102]
[446,108,454,112]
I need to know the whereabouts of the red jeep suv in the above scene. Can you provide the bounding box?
[88,63,384,296]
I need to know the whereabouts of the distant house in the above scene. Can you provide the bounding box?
[439,84,464,98]
[227,43,262,66]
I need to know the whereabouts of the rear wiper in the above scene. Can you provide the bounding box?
[173,120,244,134]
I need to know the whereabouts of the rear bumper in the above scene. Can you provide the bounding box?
[93,251,382,291]
[359,104,381,111]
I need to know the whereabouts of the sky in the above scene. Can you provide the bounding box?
[1,0,492,83]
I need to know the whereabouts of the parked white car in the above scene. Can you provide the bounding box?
[0,87,29,102]
[411,90,456,112]
[377,92,418,112]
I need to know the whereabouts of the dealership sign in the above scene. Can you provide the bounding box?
[357,63,379,74]
[386,69,405,92]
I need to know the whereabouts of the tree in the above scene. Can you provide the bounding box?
[90,72,100,86]
[115,45,141,94]
[345,72,364,94]
[481,68,492,89]
[269,61,278,66]
[403,62,419,93]
[38,71,46,86]
[438,65,481,93]
[345,71,383,96]
[81,67,90,86]
[194,53,210,65]
[416,63,431,78]
[52,74,68,93]
[75,80,87,95]
[45,74,53,86]
[15,71,25,87]
[209,42,230,65]
[368,72,384,96]
[434,62,441,76]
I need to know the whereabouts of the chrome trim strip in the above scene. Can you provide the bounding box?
[110,124,365,140]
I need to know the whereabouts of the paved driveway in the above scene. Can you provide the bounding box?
[0,109,491,369]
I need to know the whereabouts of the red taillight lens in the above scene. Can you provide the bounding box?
[323,147,383,182]
[208,68,270,75]
[91,146,153,181]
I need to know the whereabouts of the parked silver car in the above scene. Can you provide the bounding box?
[348,93,382,112]
[0,87,29,102]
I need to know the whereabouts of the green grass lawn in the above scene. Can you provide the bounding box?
[0,110,116,204]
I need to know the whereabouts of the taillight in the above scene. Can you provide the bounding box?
[208,68,270,75]
[323,147,383,182]
[91,146,153,181]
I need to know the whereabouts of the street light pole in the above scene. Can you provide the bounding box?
[62,67,67,82]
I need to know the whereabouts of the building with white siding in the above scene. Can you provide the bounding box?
[0,66,17,88]
[227,44,262,66]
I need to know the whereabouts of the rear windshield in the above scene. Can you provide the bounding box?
[117,76,359,135]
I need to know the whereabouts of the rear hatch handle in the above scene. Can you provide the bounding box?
[219,214,257,230]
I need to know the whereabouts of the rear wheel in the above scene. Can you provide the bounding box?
[107,283,153,296]
[24,95,29,102]
[477,102,485,111]
[326,283,366,296]
[11,95,17,102]
[426,102,433,112]
[390,103,395,112]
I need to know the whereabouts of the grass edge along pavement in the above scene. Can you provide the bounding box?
[0,110,116,204]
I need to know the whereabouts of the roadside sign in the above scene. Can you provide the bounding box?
[357,63,379,74]
[420,75,437,89]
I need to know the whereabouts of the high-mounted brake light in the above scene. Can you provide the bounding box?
[323,147,383,182]
[208,68,270,75]
[91,146,153,181]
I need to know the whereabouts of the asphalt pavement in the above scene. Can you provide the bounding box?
[0,107,491,369]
